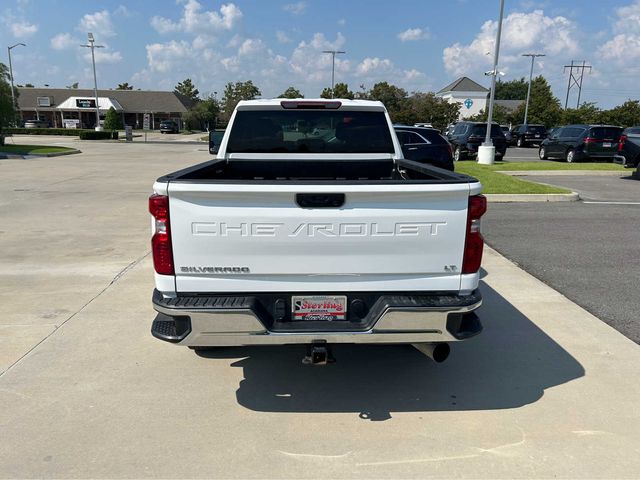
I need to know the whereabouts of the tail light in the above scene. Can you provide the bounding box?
[583,137,597,144]
[149,194,174,275]
[619,134,627,152]
[462,195,487,274]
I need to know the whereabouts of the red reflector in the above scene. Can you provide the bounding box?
[619,135,627,152]
[280,100,342,109]
[149,194,174,275]
[462,195,487,274]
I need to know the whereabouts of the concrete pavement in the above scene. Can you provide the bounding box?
[1,140,639,478]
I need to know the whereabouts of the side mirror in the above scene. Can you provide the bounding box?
[209,130,218,155]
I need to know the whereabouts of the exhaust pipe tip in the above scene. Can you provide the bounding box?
[413,342,450,363]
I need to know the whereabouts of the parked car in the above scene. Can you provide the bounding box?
[413,122,434,128]
[510,124,547,147]
[208,129,226,155]
[539,125,624,163]
[394,125,454,171]
[24,119,51,128]
[447,121,507,161]
[614,126,640,173]
[500,125,512,144]
[159,120,179,134]
[546,127,560,139]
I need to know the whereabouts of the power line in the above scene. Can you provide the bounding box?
[563,60,592,109]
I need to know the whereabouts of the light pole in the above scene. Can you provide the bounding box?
[80,33,104,130]
[522,53,545,127]
[322,50,346,97]
[7,42,26,124]
[478,0,505,165]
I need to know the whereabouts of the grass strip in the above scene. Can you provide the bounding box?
[455,162,571,194]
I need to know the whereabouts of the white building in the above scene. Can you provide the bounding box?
[436,77,489,120]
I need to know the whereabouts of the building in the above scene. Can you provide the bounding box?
[436,77,489,119]
[16,87,195,129]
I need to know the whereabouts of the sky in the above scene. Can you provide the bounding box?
[2,0,639,108]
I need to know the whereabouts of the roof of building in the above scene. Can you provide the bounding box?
[16,87,195,113]
[494,99,525,112]
[437,77,489,94]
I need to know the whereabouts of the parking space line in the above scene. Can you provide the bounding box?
[582,201,640,205]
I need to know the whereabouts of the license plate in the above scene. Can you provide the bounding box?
[603,142,612,148]
[535,134,540,138]
[292,295,347,321]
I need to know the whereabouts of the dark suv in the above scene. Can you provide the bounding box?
[394,125,454,171]
[539,125,623,162]
[511,124,547,147]
[160,120,179,134]
[447,122,507,161]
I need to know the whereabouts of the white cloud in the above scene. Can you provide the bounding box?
[283,2,307,15]
[10,20,38,38]
[114,5,132,17]
[238,38,265,56]
[289,33,349,83]
[597,1,640,63]
[356,57,394,76]
[337,18,346,26]
[85,50,123,64]
[50,33,77,50]
[276,30,291,43]
[150,0,242,34]
[78,10,115,38]
[443,10,578,78]
[145,40,193,73]
[397,28,430,42]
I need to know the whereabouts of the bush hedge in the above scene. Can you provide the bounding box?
[6,128,118,140]
[78,130,118,140]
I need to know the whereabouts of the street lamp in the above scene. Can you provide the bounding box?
[522,53,545,128]
[7,42,26,124]
[322,50,346,97]
[80,32,104,131]
[478,0,505,165]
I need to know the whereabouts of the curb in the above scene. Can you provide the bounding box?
[0,149,81,158]
[485,192,580,203]
[499,170,627,176]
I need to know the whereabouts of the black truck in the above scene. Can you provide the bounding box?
[614,126,640,176]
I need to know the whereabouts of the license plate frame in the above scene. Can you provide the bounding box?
[603,142,612,148]
[292,295,347,321]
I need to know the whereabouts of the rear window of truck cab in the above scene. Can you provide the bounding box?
[226,110,395,154]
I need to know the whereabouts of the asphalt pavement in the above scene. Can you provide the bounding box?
[484,173,640,343]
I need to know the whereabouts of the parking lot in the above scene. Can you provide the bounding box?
[1,139,640,478]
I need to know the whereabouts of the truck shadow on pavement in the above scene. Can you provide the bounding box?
[197,282,585,421]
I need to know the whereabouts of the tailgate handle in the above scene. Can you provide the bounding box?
[296,193,345,208]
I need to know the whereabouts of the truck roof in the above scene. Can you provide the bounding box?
[235,98,386,110]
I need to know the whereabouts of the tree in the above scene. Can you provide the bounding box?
[174,78,200,101]
[407,92,461,131]
[117,82,133,90]
[509,76,562,127]
[332,83,354,99]
[183,95,220,131]
[66,82,79,89]
[368,82,409,122]
[495,77,528,100]
[466,105,512,125]
[221,80,261,121]
[599,100,640,127]
[103,106,123,130]
[0,63,16,144]
[320,87,333,99]
[561,102,602,125]
[278,86,303,98]
[24,83,34,88]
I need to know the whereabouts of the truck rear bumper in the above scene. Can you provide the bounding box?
[151,289,483,346]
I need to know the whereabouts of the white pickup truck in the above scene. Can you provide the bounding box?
[150,99,486,364]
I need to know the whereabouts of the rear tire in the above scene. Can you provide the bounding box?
[566,149,575,163]
[517,137,524,148]
[539,147,548,160]
[454,147,464,162]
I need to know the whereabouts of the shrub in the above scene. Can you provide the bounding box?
[78,130,118,140]
[7,127,84,136]
[104,107,124,130]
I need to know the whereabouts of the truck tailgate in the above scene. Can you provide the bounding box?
[168,182,472,292]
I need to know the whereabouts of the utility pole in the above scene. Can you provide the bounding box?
[478,0,505,165]
[563,60,592,109]
[80,33,104,130]
[7,43,26,123]
[522,53,545,127]
[322,50,346,97]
